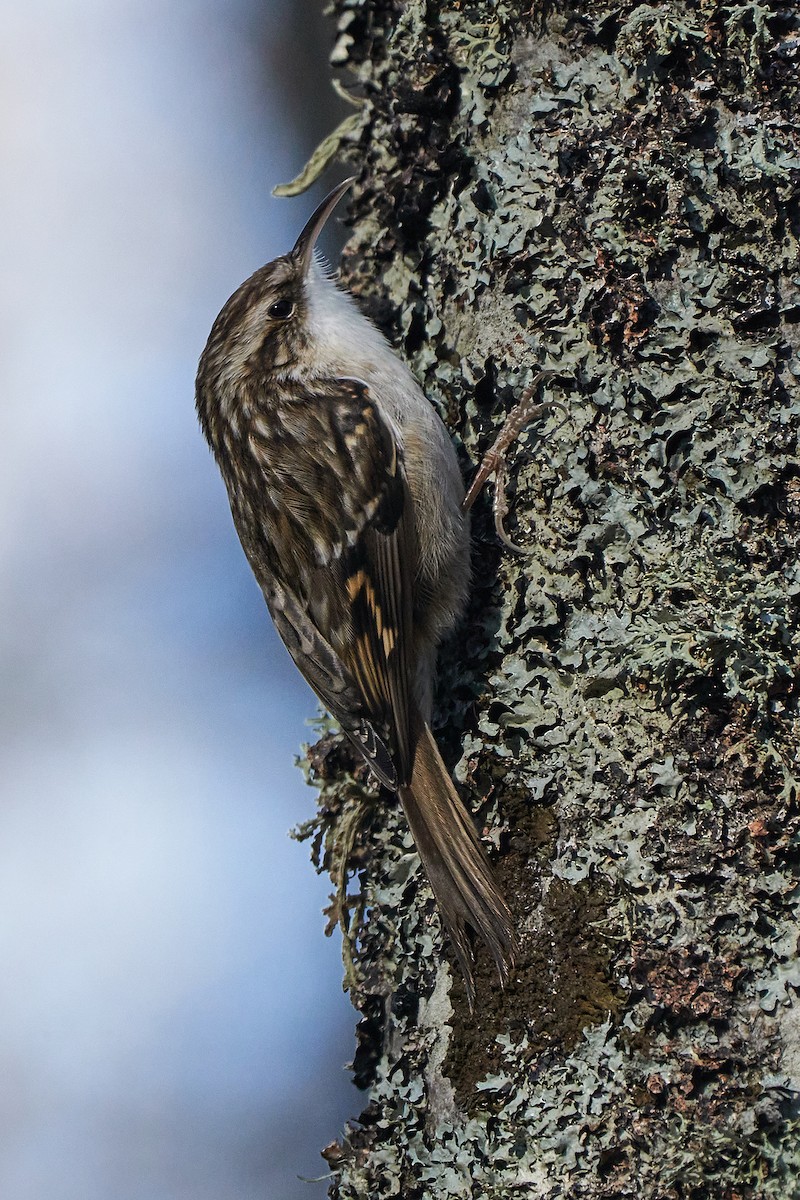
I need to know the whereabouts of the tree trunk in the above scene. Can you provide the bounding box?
[296,2,800,1196]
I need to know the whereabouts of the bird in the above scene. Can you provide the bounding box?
[195,177,516,1006]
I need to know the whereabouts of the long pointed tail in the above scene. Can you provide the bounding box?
[398,722,517,1008]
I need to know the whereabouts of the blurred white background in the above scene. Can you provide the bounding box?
[0,2,358,1197]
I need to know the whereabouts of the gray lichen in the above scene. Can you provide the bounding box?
[292,0,800,1195]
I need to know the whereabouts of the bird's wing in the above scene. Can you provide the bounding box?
[240,376,417,788]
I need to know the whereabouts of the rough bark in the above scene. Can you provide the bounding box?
[293,2,800,1196]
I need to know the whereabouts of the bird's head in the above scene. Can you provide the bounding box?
[196,177,355,427]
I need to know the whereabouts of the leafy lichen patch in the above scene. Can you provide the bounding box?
[291,0,800,1195]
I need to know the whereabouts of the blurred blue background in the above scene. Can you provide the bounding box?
[0,2,358,1196]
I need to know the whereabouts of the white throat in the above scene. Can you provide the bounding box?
[301,260,403,382]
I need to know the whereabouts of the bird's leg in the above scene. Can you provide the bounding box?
[463,371,567,553]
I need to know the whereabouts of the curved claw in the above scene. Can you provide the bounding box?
[491,460,528,554]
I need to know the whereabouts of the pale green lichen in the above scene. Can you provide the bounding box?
[273,111,364,196]
[294,0,800,1195]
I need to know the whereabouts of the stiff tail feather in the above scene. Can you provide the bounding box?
[398,723,517,1008]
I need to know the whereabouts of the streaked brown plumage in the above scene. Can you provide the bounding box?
[196,179,516,1006]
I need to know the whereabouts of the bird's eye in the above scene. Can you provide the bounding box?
[268,298,295,320]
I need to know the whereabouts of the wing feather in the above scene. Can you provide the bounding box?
[239,376,417,788]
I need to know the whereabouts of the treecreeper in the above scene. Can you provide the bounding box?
[195,178,517,1007]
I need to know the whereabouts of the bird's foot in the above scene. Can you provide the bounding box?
[463,371,568,553]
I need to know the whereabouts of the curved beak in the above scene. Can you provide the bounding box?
[291,177,355,278]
